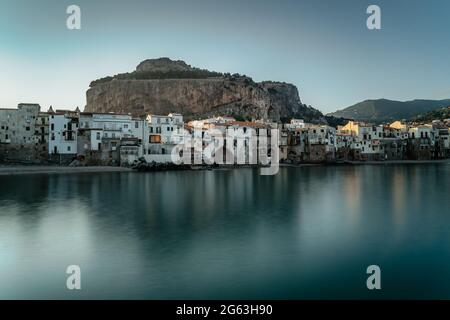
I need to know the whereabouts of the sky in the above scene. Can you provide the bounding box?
[0,0,449,114]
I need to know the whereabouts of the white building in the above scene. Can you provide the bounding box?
[339,121,384,156]
[408,124,434,140]
[49,111,79,155]
[146,113,184,144]
[286,119,305,130]
[144,113,184,162]
[78,113,147,155]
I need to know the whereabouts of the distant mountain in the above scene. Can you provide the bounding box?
[328,99,450,123]
[411,106,450,122]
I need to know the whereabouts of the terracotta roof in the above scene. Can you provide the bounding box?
[80,112,131,116]
[229,121,267,128]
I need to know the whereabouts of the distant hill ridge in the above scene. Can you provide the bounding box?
[328,98,450,123]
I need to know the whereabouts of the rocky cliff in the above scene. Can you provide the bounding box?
[85,58,325,122]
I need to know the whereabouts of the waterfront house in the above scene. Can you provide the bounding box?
[407,125,435,160]
[77,112,147,165]
[431,122,450,159]
[340,121,384,160]
[145,113,184,163]
[0,103,40,145]
[0,103,41,163]
[48,110,79,163]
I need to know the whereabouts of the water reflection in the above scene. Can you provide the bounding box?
[0,164,449,299]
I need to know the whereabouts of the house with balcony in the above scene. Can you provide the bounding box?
[77,112,147,165]
[407,125,435,160]
[144,113,184,163]
[48,110,79,162]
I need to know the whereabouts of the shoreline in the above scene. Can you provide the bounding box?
[280,159,450,167]
[0,159,449,176]
[336,159,450,166]
[0,165,132,176]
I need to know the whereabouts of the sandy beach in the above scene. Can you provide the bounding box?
[0,165,132,176]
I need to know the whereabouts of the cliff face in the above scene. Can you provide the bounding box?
[85,58,325,122]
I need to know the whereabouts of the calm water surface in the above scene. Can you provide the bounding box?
[0,164,449,299]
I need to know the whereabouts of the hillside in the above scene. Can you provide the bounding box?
[411,106,450,122]
[328,98,450,123]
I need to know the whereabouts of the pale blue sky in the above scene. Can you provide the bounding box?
[1,0,449,113]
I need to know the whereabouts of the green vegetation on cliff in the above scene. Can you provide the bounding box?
[90,69,224,87]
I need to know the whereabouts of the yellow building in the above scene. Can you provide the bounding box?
[389,121,408,131]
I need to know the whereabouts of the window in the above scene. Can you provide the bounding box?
[135,121,139,128]
[51,124,54,130]
[124,124,128,129]
[26,127,30,131]
[96,132,100,140]
[67,146,71,152]
[150,127,153,133]
[150,135,161,143]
